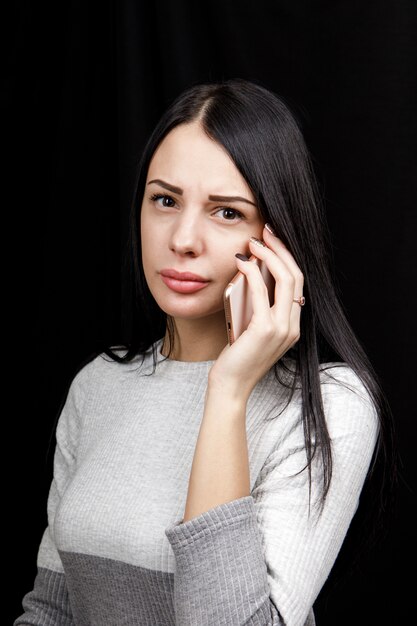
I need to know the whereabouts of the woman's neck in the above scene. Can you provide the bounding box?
[161,311,228,362]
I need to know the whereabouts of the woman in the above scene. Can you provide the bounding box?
[15,78,394,626]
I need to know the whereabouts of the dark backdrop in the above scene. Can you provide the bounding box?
[7,1,416,624]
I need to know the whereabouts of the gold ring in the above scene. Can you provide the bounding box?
[293,296,305,306]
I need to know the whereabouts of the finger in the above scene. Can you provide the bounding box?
[235,254,272,330]
[262,226,305,336]
[247,238,302,346]
[248,238,297,323]
[262,225,304,294]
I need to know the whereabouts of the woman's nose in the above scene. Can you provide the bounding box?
[169,213,204,257]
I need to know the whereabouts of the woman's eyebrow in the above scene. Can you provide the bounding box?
[147,179,257,207]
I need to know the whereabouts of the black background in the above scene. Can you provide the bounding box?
[6,1,416,623]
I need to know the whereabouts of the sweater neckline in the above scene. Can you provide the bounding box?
[153,338,216,368]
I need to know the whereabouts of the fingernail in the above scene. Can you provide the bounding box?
[265,223,276,236]
[235,253,249,261]
[249,236,267,248]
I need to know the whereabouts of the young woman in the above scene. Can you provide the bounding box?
[15,78,395,626]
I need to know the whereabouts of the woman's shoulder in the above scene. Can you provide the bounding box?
[68,346,152,394]
[317,361,379,440]
[318,361,373,401]
[273,358,379,438]
[274,357,373,398]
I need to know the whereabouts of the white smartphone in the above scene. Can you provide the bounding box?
[223,255,275,345]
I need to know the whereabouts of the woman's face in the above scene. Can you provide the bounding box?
[140,120,264,322]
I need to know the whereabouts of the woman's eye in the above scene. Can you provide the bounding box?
[149,193,176,207]
[149,194,244,222]
[215,207,244,222]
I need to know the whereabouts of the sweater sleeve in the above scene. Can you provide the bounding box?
[14,363,92,626]
[164,365,379,626]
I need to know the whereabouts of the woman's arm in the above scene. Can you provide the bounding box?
[183,386,250,522]
[173,381,284,625]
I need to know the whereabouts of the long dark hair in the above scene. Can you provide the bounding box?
[100,78,396,525]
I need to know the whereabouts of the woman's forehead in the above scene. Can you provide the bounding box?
[147,124,256,202]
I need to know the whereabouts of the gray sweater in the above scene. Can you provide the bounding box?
[14,338,378,626]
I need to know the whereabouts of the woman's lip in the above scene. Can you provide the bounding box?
[160,275,210,294]
[160,269,209,281]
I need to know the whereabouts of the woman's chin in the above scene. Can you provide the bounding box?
[157,298,225,321]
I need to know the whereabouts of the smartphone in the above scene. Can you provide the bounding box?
[223,255,275,345]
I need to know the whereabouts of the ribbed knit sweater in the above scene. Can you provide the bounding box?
[14,337,378,626]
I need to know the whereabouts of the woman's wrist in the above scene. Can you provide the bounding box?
[206,374,251,411]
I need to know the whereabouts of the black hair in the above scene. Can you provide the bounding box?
[99,78,396,531]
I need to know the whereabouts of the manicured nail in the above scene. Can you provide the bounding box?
[235,253,249,261]
[265,223,276,236]
[249,236,267,248]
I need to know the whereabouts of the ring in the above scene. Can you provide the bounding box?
[293,296,305,306]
